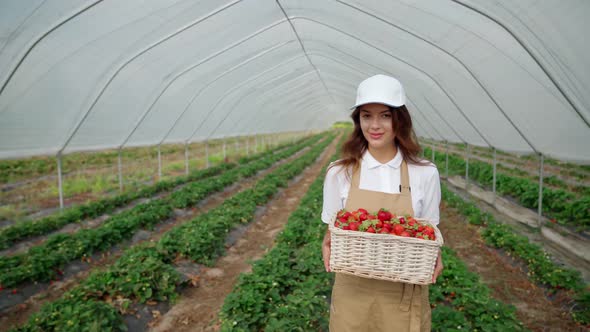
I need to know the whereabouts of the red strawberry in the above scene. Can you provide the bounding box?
[342,225,351,230]
[357,208,368,215]
[393,224,404,235]
[379,228,389,234]
[349,222,359,231]
[367,214,377,220]
[400,231,410,237]
[375,220,384,228]
[11,289,17,294]
[399,217,406,224]
[359,214,368,221]
[377,209,392,222]
[366,226,376,233]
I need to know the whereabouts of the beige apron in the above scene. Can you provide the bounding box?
[329,160,431,332]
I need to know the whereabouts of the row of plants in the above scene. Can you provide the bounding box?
[219,142,525,331]
[9,131,335,332]
[426,142,590,197]
[423,140,589,182]
[0,134,288,184]
[441,183,590,325]
[0,134,319,250]
[0,134,326,289]
[424,147,590,229]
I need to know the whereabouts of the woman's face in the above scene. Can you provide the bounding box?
[359,103,395,150]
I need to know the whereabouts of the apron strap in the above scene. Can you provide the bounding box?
[400,160,411,194]
[399,283,414,312]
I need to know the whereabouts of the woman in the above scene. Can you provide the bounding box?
[321,74,443,332]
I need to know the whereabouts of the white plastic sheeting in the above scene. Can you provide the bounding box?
[0,0,588,162]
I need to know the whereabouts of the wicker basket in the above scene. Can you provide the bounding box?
[329,219,443,285]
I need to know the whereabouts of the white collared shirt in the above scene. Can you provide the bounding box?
[321,149,441,225]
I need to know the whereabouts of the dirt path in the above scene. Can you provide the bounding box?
[147,136,339,332]
[0,142,319,331]
[439,202,584,332]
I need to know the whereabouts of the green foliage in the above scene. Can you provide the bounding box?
[441,183,590,325]
[425,147,590,229]
[10,132,335,331]
[10,295,126,332]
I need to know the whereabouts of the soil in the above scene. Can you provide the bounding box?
[439,200,587,332]
[145,138,339,332]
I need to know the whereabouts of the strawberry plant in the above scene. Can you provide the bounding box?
[441,183,590,325]
[9,133,335,331]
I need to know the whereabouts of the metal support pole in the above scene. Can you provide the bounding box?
[223,139,227,160]
[57,154,64,210]
[185,142,189,175]
[246,136,250,156]
[205,141,210,168]
[157,145,162,181]
[118,149,123,192]
[538,154,544,227]
[492,148,497,204]
[465,144,470,187]
[431,143,435,163]
[445,141,449,179]
[254,134,258,153]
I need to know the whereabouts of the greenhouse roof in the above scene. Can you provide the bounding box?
[0,0,589,162]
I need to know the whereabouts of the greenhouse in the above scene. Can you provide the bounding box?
[0,0,588,331]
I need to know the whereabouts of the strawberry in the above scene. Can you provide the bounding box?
[377,209,392,222]
[423,226,435,236]
[11,289,17,294]
[357,208,368,215]
[382,223,392,232]
[366,226,376,233]
[379,228,389,234]
[375,220,384,228]
[349,222,359,231]
[400,231,410,237]
[359,213,368,221]
[367,214,377,220]
[392,224,404,235]
[399,217,406,224]
[342,225,351,230]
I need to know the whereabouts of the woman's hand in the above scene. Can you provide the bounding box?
[432,249,443,283]
[322,227,331,272]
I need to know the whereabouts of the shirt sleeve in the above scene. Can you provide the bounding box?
[421,166,441,225]
[321,164,343,224]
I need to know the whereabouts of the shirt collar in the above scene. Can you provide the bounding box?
[363,148,403,169]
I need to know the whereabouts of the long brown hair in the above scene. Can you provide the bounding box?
[330,105,430,175]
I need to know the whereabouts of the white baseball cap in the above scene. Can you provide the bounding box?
[351,74,406,110]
